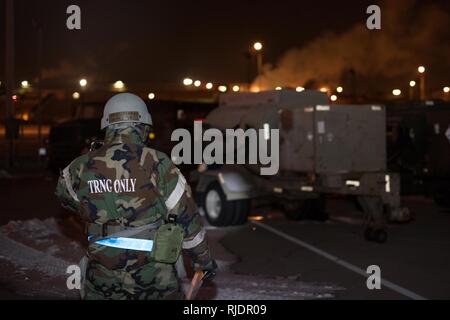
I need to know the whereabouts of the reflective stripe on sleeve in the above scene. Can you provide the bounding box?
[165,173,186,211]
[62,166,79,202]
[182,228,206,249]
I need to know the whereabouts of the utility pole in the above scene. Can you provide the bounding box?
[5,0,15,169]
[244,50,252,91]
[418,66,426,101]
[37,26,43,153]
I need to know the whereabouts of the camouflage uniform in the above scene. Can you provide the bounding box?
[55,125,214,300]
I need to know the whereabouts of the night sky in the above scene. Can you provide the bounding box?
[1,0,450,91]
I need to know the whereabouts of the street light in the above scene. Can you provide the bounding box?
[232,85,240,92]
[275,86,282,91]
[194,80,201,87]
[183,78,193,86]
[148,93,155,100]
[21,80,30,89]
[253,42,263,51]
[113,80,125,91]
[72,92,80,100]
[79,78,87,87]
[409,81,416,100]
[206,82,213,90]
[296,86,305,92]
[330,95,337,102]
[336,86,343,93]
[218,85,227,93]
[392,89,402,96]
[418,66,425,74]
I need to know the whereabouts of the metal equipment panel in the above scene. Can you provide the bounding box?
[314,105,386,173]
[279,106,315,172]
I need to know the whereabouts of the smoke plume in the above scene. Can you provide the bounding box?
[254,0,450,98]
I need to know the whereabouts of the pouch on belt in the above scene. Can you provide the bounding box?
[151,223,184,264]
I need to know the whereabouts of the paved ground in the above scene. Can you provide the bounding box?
[0,173,449,299]
[219,197,450,299]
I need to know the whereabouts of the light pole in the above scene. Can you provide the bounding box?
[253,42,263,91]
[37,25,43,155]
[418,66,426,101]
[79,78,87,108]
[444,87,450,102]
[409,80,416,100]
[253,42,263,77]
[5,0,15,169]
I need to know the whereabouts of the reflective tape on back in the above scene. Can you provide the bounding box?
[165,173,186,211]
[62,166,79,202]
[94,237,154,252]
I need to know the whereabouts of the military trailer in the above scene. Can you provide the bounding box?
[193,90,410,243]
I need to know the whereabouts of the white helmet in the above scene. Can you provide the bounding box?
[101,93,152,129]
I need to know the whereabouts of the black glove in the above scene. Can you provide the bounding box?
[200,259,218,282]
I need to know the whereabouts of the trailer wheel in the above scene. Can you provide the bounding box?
[231,199,250,225]
[201,182,249,226]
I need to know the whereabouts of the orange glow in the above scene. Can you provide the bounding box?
[250,85,261,93]
[22,113,29,121]
[248,215,264,221]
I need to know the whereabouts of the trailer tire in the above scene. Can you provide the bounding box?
[201,182,249,226]
[231,199,250,225]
